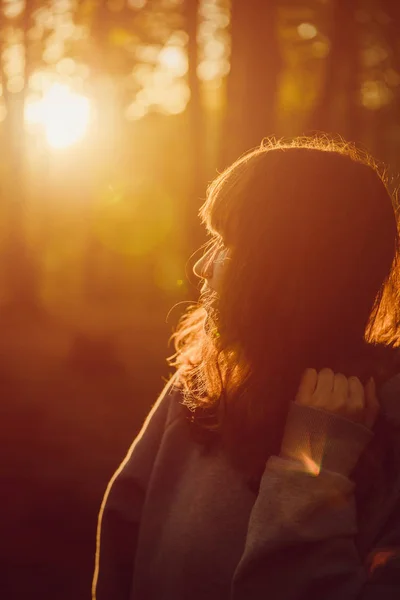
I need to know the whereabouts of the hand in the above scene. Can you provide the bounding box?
[295,368,380,430]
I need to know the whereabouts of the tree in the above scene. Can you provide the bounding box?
[221,0,282,166]
[181,0,207,257]
[363,0,400,165]
[0,1,44,313]
[306,0,361,141]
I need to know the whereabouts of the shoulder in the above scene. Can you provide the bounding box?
[164,371,187,430]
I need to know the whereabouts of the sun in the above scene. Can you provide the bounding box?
[25,83,91,148]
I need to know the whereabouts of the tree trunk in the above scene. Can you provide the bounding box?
[376,2,400,167]
[184,0,205,256]
[306,0,361,142]
[220,0,282,167]
[0,7,40,314]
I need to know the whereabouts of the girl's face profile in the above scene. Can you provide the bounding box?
[193,243,231,297]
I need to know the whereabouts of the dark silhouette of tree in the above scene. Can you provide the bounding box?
[366,1,400,164]
[221,0,282,166]
[184,0,205,254]
[306,0,361,141]
[0,2,43,314]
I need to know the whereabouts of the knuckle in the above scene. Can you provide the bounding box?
[334,373,347,386]
[320,367,334,377]
[349,375,362,388]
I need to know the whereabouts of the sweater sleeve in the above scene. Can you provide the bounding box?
[92,372,179,600]
[231,402,377,600]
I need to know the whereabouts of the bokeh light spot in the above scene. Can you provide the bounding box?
[132,63,153,86]
[204,39,225,60]
[2,42,25,78]
[136,44,161,63]
[197,59,229,81]
[56,57,76,76]
[168,30,189,47]
[158,46,188,77]
[125,101,148,120]
[363,46,388,68]
[3,0,25,19]
[7,75,24,94]
[128,0,147,8]
[29,70,52,92]
[197,20,218,42]
[159,81,190,115]
[43,41,65,64]
[297,23,318,40]
[57,21,76,40]
[53,0,73,14]
[76,63,90,80]
[361,80,392,110]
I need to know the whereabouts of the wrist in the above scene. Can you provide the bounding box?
[280,402,374,477]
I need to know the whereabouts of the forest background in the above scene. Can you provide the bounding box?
[1,1,399,598]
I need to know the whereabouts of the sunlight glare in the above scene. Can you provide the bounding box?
[25,83,91,148]
[299,452,320,476]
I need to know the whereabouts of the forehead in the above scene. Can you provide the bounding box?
[203,158,259,242]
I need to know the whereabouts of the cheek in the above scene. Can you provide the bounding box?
[213,262,224,282]
[212,249,231,286]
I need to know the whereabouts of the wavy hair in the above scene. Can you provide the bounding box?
[167,136,400,479]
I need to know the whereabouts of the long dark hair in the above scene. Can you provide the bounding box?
[168,137,400,479]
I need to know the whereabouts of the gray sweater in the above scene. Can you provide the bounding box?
[92,371,400,600]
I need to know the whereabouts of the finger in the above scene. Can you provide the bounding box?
[364,377,380,429]
[333,373,349,402]
[295,368,318,405]
[314,368,334,404]
[347,376,365,420]
[331,373,350,415]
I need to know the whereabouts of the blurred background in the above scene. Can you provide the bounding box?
[0,0,399,598]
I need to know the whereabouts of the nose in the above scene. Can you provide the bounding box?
[193,249,213,280]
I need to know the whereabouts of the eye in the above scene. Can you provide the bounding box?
[203,236,228,266]
[214,245,231,265]
[207,237,223,256]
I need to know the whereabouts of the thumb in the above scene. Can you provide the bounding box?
[364,377,380,429]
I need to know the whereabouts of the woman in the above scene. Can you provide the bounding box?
[92,137,400,599]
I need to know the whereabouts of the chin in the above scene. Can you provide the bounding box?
[202,304,220,334]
